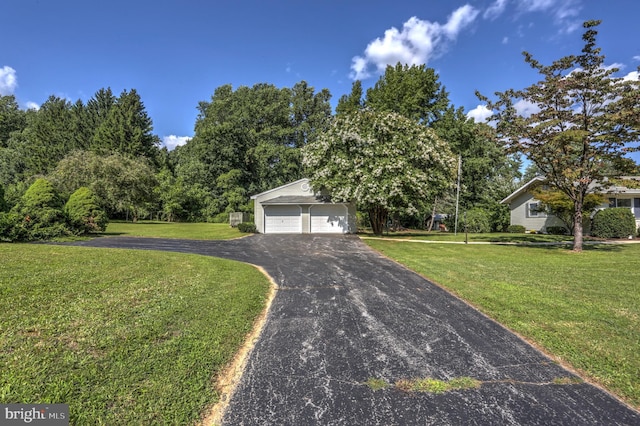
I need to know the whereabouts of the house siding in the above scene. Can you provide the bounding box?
[509,192,566,232]
[503,176,640,234]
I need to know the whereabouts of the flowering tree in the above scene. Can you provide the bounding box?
[302,109,456,235]
[478,21,640,251]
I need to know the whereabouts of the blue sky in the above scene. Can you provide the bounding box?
[1,0,639,151]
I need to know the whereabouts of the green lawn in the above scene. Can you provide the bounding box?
[0,244,270,425]
[360,230,582,243]
[105,221,245,240]
[365,239,640,409]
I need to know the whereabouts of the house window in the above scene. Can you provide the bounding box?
[610,198,632,208]
[618,199,632,208]
[527,202,545,217]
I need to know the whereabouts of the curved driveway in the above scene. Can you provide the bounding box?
[71,234,640,425]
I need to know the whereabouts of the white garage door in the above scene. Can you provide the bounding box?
[264,205,302,234]
[311,205,348,233]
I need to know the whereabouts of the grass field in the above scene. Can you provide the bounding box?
[105,221,244,240]
[365,239,640,409]
[359,229,586,243]
[0,244,270,424]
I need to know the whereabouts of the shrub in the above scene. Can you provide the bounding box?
[64,187,109,234]
[10,178,70,241]
[591,208,636,238]
[211,212,230,223]
[0,212,25,241]
[546,226,568,235]
[356,211,371,229]
[507,225,526,233]
[464,208,491,233]
[489,204,510,232]
[0,184,7,213]
[237,222,257,233]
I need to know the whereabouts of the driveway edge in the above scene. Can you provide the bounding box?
[200,264,279,426]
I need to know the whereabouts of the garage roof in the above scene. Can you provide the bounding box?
[260,195,341,205]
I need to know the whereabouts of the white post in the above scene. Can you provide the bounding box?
[454,155,461,235]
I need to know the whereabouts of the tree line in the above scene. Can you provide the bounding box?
[1,66,525,239]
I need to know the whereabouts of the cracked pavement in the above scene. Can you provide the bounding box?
[69,234,640,425]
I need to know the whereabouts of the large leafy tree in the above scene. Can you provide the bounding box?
[365,63,450,125]
[433,107,521,231]
[303,110,456,235]
[478,21,640,251]
[49,150,157,220]
[176,81,332,218]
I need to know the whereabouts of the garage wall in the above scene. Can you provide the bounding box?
[251,178,357,234]
[251,179,312,234]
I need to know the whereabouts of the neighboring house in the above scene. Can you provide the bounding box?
[501,176,640,233]
[251,178,357,234]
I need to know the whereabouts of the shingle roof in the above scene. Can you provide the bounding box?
[260,195,339,205]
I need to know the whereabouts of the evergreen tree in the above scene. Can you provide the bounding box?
[335,80,363,115]
[92,89,159,158]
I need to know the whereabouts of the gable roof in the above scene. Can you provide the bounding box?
[260,195,336,205]
[500,176,545,204]
[501,175,640,205]
[250,178,309,200]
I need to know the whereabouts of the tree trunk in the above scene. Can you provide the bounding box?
[368,205,388,236]
[573,199,584,252]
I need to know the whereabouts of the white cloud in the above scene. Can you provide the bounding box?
[484,0,509,20]
[518,0,582,32]
[502,36,509,44]
[519,0,556,12]
[622,71,639,82]
[514,99,540,117]
[350,5,479,80]
[0,65,18,95]
[633,56,640,62]
[25,101,40,110]
[603,62,625,72]
[162,135,190,151]
[466,104,493,122]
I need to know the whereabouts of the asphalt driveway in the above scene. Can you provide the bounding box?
[70,234,640,425]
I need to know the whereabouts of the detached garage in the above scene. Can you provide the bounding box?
[251,179,356,234]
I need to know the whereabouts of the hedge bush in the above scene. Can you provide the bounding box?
[591,208,636,238]
[464,208,491,233]
[65,187,109,234]
[10,178,70,241]
[237,222,257,233]
[211,212,230,223]
[546,226,569,235]
[0,212,25,241]
[0,184,7,213]
[507,225,526,233]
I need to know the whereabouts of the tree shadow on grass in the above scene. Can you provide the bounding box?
[499,241,626,252]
